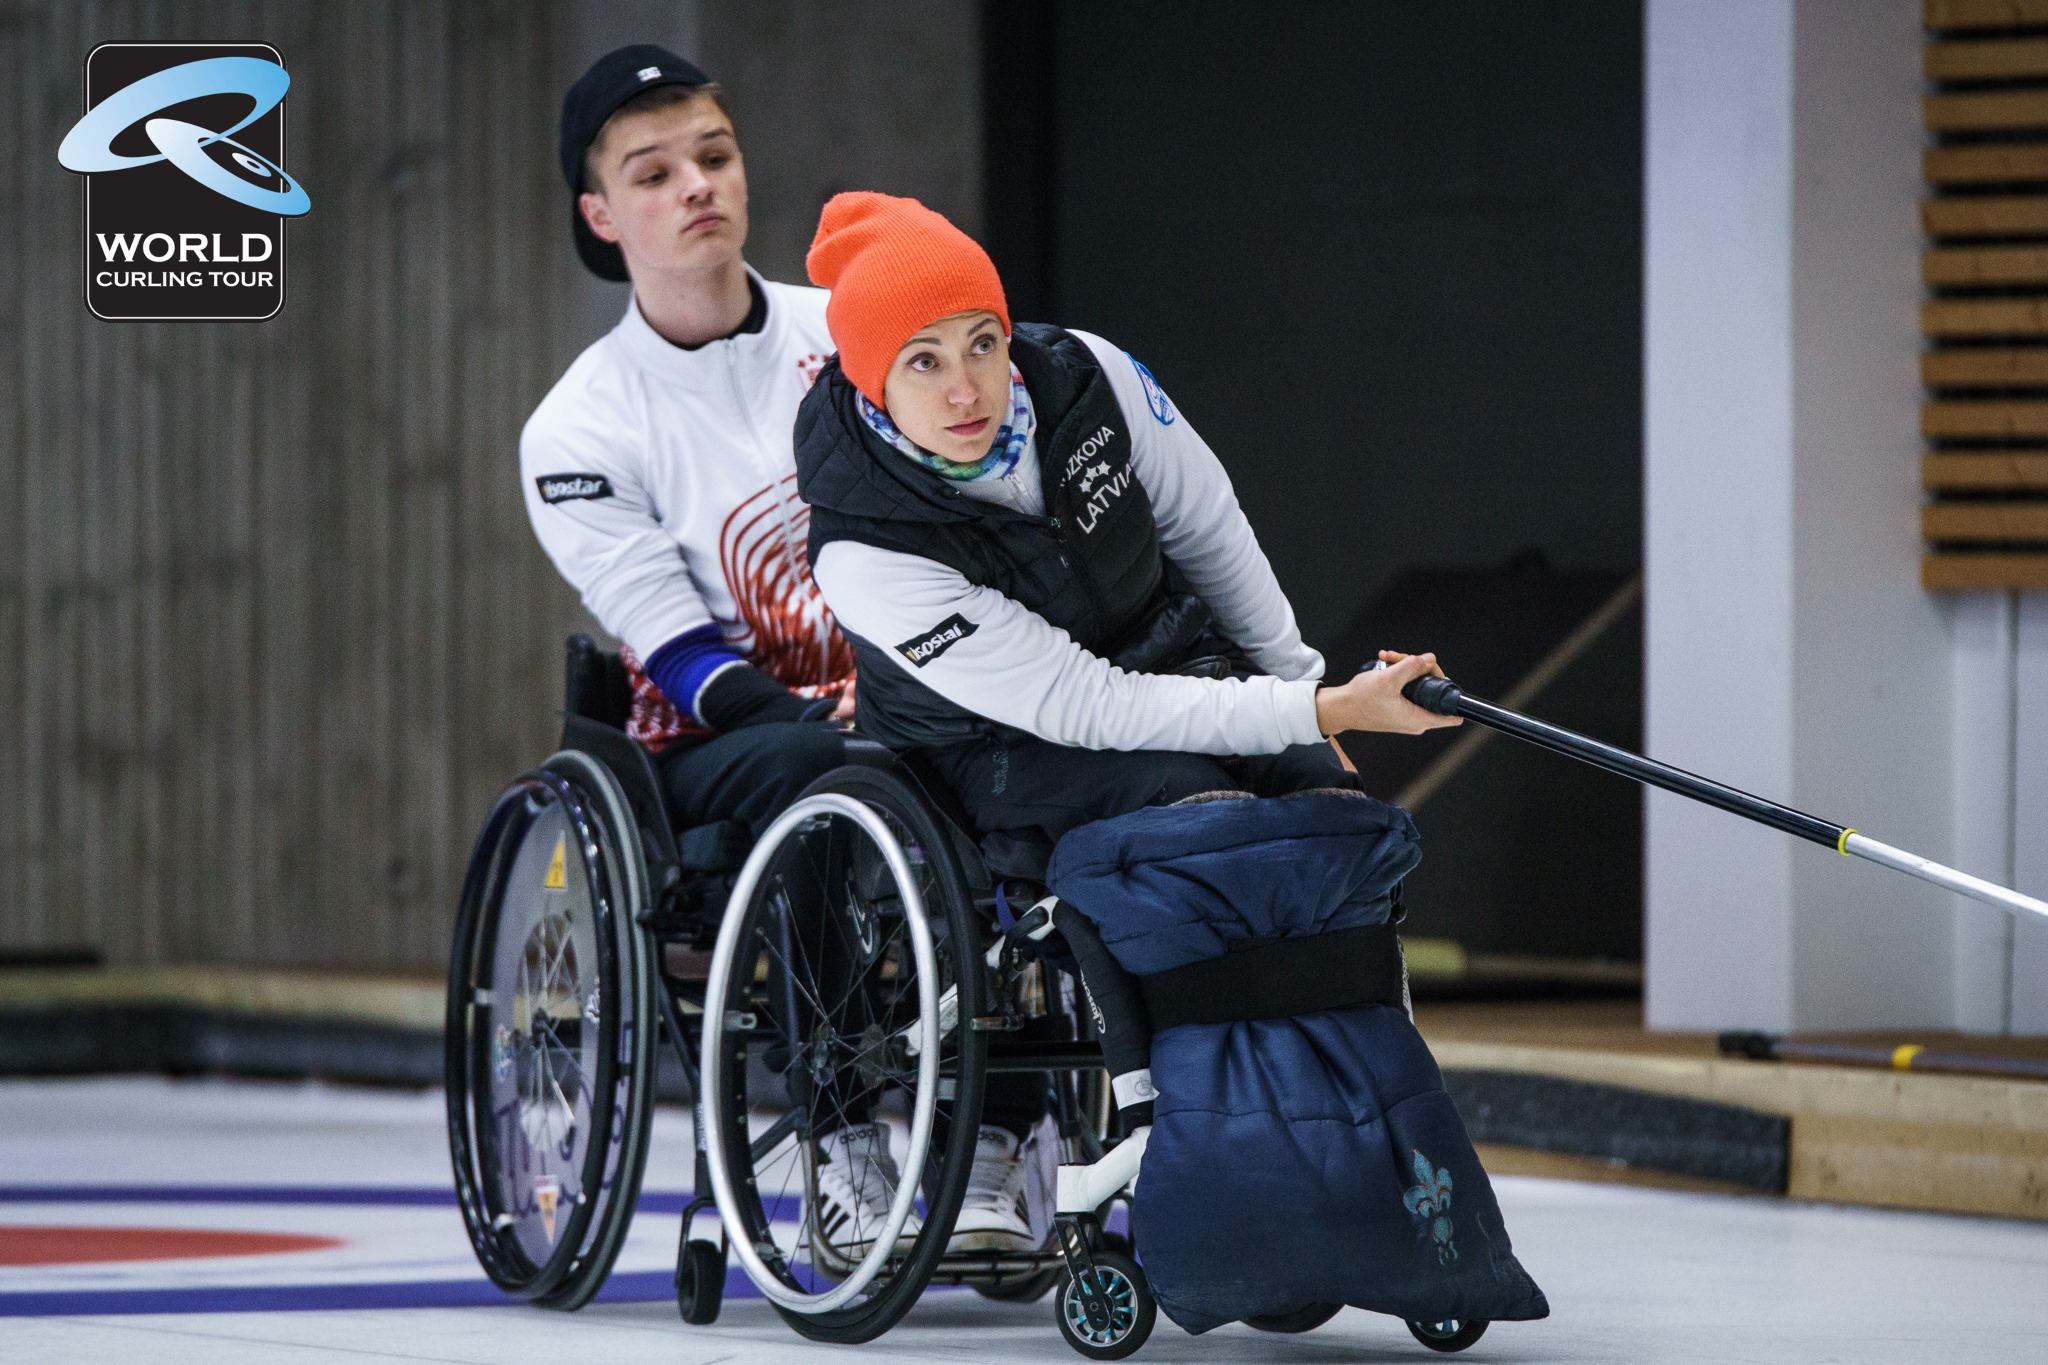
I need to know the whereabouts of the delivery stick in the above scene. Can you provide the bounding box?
[1395,672,2048,926]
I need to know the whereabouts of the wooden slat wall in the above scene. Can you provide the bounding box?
[0,2,591,967]
[1923,0,2048,588]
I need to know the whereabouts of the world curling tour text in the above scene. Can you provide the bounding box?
[94,231,277,288]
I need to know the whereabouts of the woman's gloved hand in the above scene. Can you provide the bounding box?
[1314,651,1464,738]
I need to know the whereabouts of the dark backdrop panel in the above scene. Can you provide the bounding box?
[1006,0,1643,656]
[985,1,1646,963]
[1390,599,1644,961]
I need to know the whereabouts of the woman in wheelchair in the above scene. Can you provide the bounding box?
[792,188,1462,1242]
[796,192,1454,875]
[798,192,1456,833]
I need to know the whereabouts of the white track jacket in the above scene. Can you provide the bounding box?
[520,273,851,701]
[811,331,1328,755]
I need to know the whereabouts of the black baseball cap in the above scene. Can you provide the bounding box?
[560,44,714,281]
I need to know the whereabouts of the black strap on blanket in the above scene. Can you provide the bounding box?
[1138,923,1405,1031]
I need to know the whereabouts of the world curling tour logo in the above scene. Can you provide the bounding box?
[59,43,310,321]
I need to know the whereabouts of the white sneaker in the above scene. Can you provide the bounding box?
[948,1126,1038,1253]
[813,1122,922,1259]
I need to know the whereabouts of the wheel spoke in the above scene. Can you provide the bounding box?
[757,917,835,1026]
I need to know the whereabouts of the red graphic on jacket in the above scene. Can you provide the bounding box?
[625,474,854,751]
[620,646,699,751]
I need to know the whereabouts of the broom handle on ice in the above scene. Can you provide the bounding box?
[1396,673,2048,926]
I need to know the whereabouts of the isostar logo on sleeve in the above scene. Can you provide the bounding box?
[896,613,979,667]
[58,43,310,321]
[535,473,614,504]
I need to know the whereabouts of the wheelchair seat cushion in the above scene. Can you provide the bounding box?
[1046,790,1549,1335]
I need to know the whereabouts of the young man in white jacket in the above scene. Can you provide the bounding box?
[523,47,997,1257]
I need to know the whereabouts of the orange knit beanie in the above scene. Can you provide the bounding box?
[806,191,1011,407]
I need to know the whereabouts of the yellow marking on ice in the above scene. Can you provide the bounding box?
[1892,1044,1925,1071]
[1838,828,1857,855]
[543,836,567,890]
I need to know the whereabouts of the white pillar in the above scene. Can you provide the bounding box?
[2012,596,2048,1030]
[1645,0,1796,1029]
[1949,593,2016,1033]
[1646,0,1959,1030]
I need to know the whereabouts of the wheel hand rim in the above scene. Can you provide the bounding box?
[700,793,942,1313]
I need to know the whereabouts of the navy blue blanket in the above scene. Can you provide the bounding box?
[1047,790,1549,1334]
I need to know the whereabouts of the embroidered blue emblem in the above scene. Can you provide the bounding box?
[1129,354,1175,425]
[1402,1150,1458,1264]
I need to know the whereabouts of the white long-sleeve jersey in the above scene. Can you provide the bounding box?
[811,330,1328,755]
[519,271,851,695]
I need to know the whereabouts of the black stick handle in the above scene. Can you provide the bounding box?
[1402,674,1846,850]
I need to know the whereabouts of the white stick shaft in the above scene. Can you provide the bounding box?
[1845,834,2048,925]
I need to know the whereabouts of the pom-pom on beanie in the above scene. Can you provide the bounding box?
[806,192,1011,407]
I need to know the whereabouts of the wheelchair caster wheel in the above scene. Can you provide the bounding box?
[675,1238,725,1325]
[1055,1250,1154,1360]
[1407,1317,1488,1353]
[1245,1302,1342,1333]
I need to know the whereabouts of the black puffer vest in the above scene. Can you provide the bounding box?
[797,323,1214,752]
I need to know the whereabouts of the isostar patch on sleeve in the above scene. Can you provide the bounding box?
[896,613,979,667]
[534,472,614,504]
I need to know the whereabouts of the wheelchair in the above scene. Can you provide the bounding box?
[446,636,1494,1357]
[445,636,1157,1354]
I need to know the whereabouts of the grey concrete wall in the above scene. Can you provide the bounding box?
[563,0,703,341]
[0,0,989,969]
[0,1,593,968]
[699,0,982,289]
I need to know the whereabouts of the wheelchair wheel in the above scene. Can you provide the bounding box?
[1054,1250,1155,1360]
[446,751,658,1309]
[675,1237,726,1325]
[701,764,986,1344]
[1408,1317,1489,1352]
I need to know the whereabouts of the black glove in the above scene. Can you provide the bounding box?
[696,663,827,731]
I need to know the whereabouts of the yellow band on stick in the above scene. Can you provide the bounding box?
[1891,1044,1925,1070]
[1837,828,1856,855]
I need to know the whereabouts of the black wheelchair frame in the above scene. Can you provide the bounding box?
[446,636,1139,1350]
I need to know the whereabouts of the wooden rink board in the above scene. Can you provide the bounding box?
[5,970,2044,1223]
[1418,999,2048,1222]
[0,965,445,1031]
